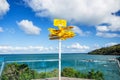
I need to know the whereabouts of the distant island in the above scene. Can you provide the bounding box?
[88,44,120,55]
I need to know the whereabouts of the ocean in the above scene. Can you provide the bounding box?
[0,53,120,80]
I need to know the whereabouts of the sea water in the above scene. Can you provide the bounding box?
[0,53,120,80]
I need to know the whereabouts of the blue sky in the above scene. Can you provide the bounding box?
[0,0,120,54]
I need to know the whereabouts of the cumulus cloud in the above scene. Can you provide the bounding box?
[24,0,120,25]
[0,27,4,32]
[96,16,120,38]
[103,15,120,32]
[73,26,84,36]
[67,43,90,52]
[0,0,9,18]
[72,26,90,36]
[24,0,120,38]
[96,26,109,32]
[105,42,118,47]
[17,20,41,35]
[96,32,120,38]
[0,45,54,53]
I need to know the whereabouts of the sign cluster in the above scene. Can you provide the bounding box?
[48,19,75,40]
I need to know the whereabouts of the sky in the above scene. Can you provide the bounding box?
[0,0,120,54]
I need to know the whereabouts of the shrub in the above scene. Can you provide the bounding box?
[61,67,77,77]
[1,63,104,80]
[61,67,104,80]
[1,63,34,80]
[88,69,104,80]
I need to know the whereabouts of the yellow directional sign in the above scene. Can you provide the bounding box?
[54,19,67,27]
[48,19,75,40]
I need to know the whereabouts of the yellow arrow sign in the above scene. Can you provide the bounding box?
[54,19,67,27]
[49,19,75,40]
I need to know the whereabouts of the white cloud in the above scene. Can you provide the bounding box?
[17,20,41,35]
[105,42,118,47]
[0,27,4,32]
[0,0,9,18]
[67,43,90,52]
[0,45,54,53]
[24,0,120,38]
[103,15,120,32]
[24,0,120,25]
[96,16,120,38]
[96,32,120,38]
[96,26,109,32]
[73,26,84,36]
[72,26,90,36]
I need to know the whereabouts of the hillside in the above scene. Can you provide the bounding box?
[88,44,120,55]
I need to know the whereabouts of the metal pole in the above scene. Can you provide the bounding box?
[58,39,61,80]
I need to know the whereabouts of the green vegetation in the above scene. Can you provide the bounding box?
[1,63,104,80]
[62,67,104,80]
[1,63,58,80]
[88,44,120,55]
[1,63,35,80]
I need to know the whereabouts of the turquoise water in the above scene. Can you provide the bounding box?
[0,53,120,80]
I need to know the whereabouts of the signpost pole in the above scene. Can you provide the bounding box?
[58,39,61,80]
[48,19,75,80]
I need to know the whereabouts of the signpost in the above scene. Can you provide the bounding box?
[48,19,75,80]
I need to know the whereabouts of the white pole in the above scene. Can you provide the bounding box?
[59,39,61,80]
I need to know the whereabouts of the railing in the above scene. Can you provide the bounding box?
[6,59,59,63]
[108,58,120,70]
[114,58,120,73]
[5,59,59,72]
[0,58,120,80]
[115,59,120,68]
[0,62,5,76]
[0,58,5,77]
